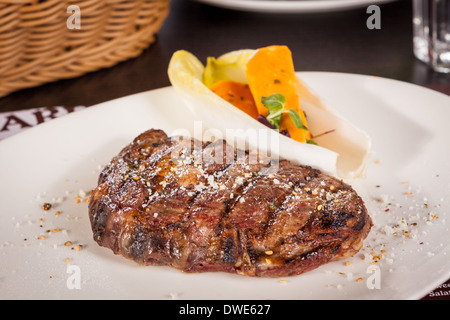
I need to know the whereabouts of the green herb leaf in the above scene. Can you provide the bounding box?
[306,139,318,145]
[266,111,282,129]
[261,94,286,112]
[287,109,308,130]
[261,93,309,133]
[261,93,286,130]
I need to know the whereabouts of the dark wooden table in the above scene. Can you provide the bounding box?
[0,0,449,111]
[0,0,448,300]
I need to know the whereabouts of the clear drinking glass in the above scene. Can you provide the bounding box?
[413,0,450,73]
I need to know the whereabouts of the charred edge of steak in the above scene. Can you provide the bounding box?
[89,129,373,277]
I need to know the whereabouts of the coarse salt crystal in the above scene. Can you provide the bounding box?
[168,292,179,299]
[194,182,206,192]
[207,175,218,189]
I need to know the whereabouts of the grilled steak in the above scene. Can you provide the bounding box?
[89,129,372,277]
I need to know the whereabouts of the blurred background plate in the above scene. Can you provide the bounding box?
[193,0,396,13]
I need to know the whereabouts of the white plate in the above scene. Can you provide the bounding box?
[193,0,396,13]
[0,72,449,300]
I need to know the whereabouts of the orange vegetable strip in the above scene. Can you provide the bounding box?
[245,45,311,143]
[209,80,259,120]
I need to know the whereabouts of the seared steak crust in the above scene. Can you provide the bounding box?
[89,129,372,277]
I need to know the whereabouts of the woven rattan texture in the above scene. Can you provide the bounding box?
[0,0,170,97]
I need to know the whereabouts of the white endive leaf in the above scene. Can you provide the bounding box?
[168,49,371,179]
[203,49,255,87]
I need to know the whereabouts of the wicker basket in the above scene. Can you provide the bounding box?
[0,0,170,98]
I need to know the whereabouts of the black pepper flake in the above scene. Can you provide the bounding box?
[42,203,52,211]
